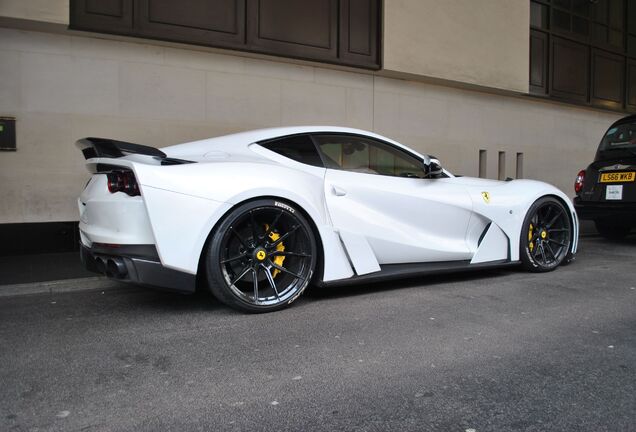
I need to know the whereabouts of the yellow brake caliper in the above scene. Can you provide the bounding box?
[528,223,534,252]
[264,224,285,277]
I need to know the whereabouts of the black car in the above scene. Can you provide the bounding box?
[574,115,636,239]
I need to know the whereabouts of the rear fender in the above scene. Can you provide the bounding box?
[208,190,355,283]
[86,158,354,280]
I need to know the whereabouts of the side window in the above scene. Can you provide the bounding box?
[313,134,427,178]
[260,135,324,167]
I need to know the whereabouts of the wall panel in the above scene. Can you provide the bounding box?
[339,0,379,68]
[70,0,133,34]
[591,48,624,109]
[135,0,245,48]
[550,36,589,102]
[246,0,337,61]
[530,30,548,94]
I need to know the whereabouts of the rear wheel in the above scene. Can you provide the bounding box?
[205,199,317,313]
[520,197,572,272]
[594,219,631,240]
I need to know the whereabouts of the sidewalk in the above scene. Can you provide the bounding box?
[0,251,93,285]
[0,251,124,297]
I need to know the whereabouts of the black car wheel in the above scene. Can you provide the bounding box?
[205,199,317,313]
[520,197,572,272]
[594,219,631,240]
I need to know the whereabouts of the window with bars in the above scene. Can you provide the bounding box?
[530,0,635,112]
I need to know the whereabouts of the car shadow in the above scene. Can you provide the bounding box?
[305,266,519,301]
[601,234,636,244]
[81,234,635,314]
[113,266,518,314]
[578,233,636,248]
[95,283,229,314]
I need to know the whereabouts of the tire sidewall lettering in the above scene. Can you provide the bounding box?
[520,197,572,272]
[206,198,316,313]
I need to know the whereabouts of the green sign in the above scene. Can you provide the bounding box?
[0,125,4,132]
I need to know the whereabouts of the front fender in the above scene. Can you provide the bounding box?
[464,179,578,262]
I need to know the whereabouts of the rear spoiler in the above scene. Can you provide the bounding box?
[76,137,167,159]
[76,137,194,165]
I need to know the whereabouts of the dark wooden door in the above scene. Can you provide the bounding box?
[70,0,134,34]
[246,0,338,62]
[135,0,246,48]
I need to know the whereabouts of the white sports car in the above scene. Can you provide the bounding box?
[77,126,578,312]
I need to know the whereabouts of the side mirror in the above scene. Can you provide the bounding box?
[423,156,443,178]
[428,161,443,178]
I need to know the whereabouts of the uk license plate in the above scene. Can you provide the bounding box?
[599,172,635,183]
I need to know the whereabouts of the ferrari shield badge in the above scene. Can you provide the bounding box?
[481,191,490,203]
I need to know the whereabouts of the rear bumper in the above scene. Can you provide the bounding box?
[573,197,636,222]
[78,175,155,246]
[80,243,196,293]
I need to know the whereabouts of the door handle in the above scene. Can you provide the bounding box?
[332,185,347,196]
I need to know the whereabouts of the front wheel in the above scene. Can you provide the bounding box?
[520,197,572,272]
[205,199,317,313]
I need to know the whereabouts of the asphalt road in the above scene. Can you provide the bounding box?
[1,237,635,432]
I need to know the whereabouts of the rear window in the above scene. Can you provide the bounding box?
[597,121,636,160]
[260,135,324,167]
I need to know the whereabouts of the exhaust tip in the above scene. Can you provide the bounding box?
[94,257,106,274]
[105,259,115,277]
[106,258,127,279]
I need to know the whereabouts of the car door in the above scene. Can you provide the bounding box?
[313,134,474,269]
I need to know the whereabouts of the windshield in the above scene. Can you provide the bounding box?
[596,121,636,160]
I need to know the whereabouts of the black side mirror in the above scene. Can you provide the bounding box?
[423,158,443,178]
[428,161,443,177]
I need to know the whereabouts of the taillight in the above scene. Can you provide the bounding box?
[107,170,140,196]
[574,169,585,194]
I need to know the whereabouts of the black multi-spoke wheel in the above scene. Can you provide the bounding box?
[205,199,317,313]
[520,197,572,272]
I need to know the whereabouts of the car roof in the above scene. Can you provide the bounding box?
[609,114,636,129]
[162,126,426,160]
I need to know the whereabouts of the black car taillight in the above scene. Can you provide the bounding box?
[107,170,140,196]
[574,169,585,194]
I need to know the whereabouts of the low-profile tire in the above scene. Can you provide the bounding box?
[594,219,631,241]
[205,198,317,313]
[520,196,573,273]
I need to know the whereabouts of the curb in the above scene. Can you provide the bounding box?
[0,277,125,297]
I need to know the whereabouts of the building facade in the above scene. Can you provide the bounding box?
[0,0,626,253]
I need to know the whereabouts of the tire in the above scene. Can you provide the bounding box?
[594,219,631,241]
[520,197,573,273]
[204,198,317,313]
